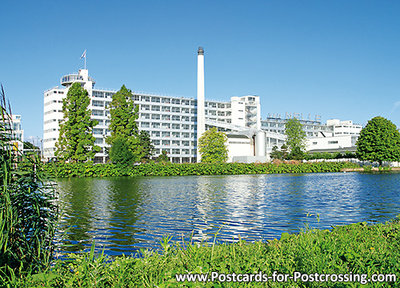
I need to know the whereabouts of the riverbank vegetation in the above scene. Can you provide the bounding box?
[7,218,400,287]
[0,86,58,282]
[43,161,360,178]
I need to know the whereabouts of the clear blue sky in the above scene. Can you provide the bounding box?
[1,0,400,142]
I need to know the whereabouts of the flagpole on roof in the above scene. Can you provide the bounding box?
[80,50,87,69]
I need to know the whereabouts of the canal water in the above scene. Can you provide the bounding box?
[55,172,400,256]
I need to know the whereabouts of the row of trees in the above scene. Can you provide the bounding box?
[55,83,154,164]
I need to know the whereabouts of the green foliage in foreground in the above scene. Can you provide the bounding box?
[43,161,360,178]
[7,219,400,287]
[0,86,58,278]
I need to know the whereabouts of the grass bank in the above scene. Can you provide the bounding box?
[7,219,400,287]
[43,161,360,178]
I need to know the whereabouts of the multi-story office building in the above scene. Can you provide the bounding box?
[43,48,361,162]
[43,68,260,163]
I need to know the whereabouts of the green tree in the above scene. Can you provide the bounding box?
[156,150,170,163]
[356,116,400,165]
[106,85,143,163]
[284,118,306,160]
[270,145,283,160]
[139,130,154,162]
[109,136,134,165]
[55,83,100,162]
[198,127,228,163]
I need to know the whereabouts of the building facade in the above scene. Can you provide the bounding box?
[43,68,261,163]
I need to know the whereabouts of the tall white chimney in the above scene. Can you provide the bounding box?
[197,47,205,162]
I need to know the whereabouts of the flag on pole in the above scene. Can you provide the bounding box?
[80,50,87,59]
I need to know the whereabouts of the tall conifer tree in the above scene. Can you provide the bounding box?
[106,85,144,163]
[55,83,100,162]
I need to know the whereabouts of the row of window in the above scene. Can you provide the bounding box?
[159,148,194,155]
[44,100,63,106]
[140,114,192,122]
[148,131,193,138]
[140,122,193,130]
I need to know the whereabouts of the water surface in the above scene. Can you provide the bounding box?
[55,172,400,256]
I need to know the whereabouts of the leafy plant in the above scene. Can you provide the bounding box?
[356,116,400,165]
[106,85,144,163]
[285,118,306,159]
[7,218,400,287]
[55,82,100,162]
[0,85,58,279]
[198,127,228,163]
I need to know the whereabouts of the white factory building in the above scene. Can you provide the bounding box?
[43,48,361,163]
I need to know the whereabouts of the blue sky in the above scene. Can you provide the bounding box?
[1,0,400,142]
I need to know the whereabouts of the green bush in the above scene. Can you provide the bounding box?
[43,161,360,178]
[8,219,400,287]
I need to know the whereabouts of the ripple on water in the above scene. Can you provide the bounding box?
[54,172,400,256]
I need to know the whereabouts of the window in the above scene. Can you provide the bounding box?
[151,97,160,103]
[151,105,160,111]
[312,142,317,145]
[93,128,103,135]
[92,110,104,116]
[162,106,171,112]
[151,131,160,137]
[172,115,180,121]
[172,140,180,146]
[172,99,180,105]
[152,123,160,128]
[141,122,150,128]
[153,140,160,145]
[172,124,180,129]
[92,100,104,107]
[172,132,180,138]
[172,107,180,113]
[162,123,170,129]
[152,114,160,120]
[172,149,180,154]
[162,98,170,104]
[328,141,338,144]
[141,105,150,111]
[141,113,150,119]
[162,140,170,145]
[162,131,170,137]
[95,138,103,144]
[162,115,171,121]
[182,132,190,138]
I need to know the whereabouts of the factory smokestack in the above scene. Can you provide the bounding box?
[197,47,205,162]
